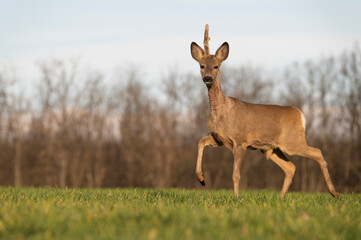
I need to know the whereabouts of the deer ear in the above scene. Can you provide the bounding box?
[215,42,229,62]
[191,42,204,62]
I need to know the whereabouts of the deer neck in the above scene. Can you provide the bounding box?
[207,78,225,113]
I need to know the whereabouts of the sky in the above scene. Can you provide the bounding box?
[1,0,361,85]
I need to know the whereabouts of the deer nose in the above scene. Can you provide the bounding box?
[203,77,212,83]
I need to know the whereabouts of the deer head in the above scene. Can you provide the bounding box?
[190,24,229,87]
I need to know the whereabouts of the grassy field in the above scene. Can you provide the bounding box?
[0,187,360,239]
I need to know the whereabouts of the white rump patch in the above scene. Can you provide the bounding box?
[300,112,306,130]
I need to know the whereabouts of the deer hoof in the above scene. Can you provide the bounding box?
[333,191,342,200]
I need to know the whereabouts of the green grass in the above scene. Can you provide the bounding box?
[0,187,360,240]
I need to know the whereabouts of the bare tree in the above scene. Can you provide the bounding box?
[340,44,361,190]
[0,64,29,186]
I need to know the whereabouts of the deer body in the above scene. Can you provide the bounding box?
[191,25,339,198]
[208,96,305,153]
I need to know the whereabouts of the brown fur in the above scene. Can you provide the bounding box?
[191,25,340,198]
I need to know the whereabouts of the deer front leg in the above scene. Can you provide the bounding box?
[232,145,245,198]
[196,135,222,186]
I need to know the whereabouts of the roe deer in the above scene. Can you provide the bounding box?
[190,24,340,198]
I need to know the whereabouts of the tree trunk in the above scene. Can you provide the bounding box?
[59,150,67,188]
[14,140,22,187]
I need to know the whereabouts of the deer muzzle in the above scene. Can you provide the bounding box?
[203,76,213,86]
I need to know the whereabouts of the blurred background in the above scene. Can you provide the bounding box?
[0,0,360,192]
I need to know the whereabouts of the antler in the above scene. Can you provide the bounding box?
[203,24,210,55]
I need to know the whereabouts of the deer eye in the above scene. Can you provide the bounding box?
[214,66,219,69]
[200,65,205,69]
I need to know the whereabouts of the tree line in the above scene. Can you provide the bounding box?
[0,45,360,193]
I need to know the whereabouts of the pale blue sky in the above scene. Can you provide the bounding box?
[1,0,361,82]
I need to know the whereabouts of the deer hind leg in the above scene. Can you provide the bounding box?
[267,149,296,198]
[232,146,245,198]
[294,145,340,198]
[196,135,222,186]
